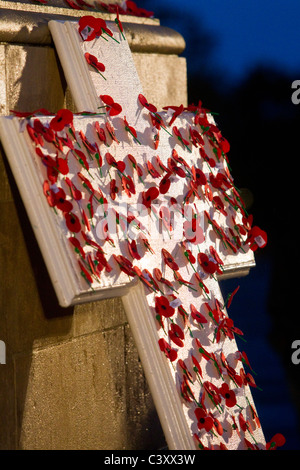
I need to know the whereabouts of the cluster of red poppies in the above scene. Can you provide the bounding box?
[34,0,154,18]
[16,9,284,450]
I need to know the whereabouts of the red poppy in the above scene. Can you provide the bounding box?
[238,412,253,434]
[240,368,257,388]
[217,134,230,154]
[237,350,254,372]
[169,323,185,347]
[189,127,204,147]
[65,0,81,10]
[102,123,118,147]
[78,260,93,284]
[123,116,139,142]
[95,249,112,274]
[121,175,135,197]
[127,239,141,260]
[115,6,125,39]
[43,180,55,207]
[47,165,58,185]
[167,157,186,178]
[193,434,209,450]
[94,121,107,145]
[72,148,89,171]
[245,226,267,251]
[194,272,210,296]
[192,165,207,186]
[141,186,159,208]
[203,380,222,406]
[65,177,82,201]
[226,285,240,308]
[219,352,243,388]
[209,245,224,267]
[27,123,44,146]
[146,160,160,178]
[173,126,190,149]
[190,304,207,326]
[100,95,122,116]
[158,338,177,362]
[172,149,191,170]
[173,270,194,288]
[198,252,220,275]
[212,195,227,216]
[37,149,56,169]
[155,155,168,173]
[55,155,69,175]
[209,172,232,191]
[191,354,203,378]
[216,318,244,343]
[266,433,286,450]
[124,1,154,18]
[178,359,193,382]
[244,438,258,450]
[162,248,179,271]
[78,16,112,41]
[183,217,205,244]
[113,254,136,277]
[183,248,196,264]
[127,153,137,168]
[163,104,184,126]
[142,269,160,292]
[50,109,73,132]
[155,296,175,318]
[110,179,119,200]
[81,207,91,232]
[132,266,155,292]
[195,408,214,433]
[138,93,157,114]
[139,236,155,254]
[159,175,171,195]
[105,152,125,172]
[53,187,73,213]
[180,375,195,403]
[11,108,51,118]
[153,268,174,291]
[33,119,55,143]
[195,339,211,361]
[65,212,81,233]
[77,172,95,194]
[84,52,105,74]
[204,299,224,324]
[219,383,236,408]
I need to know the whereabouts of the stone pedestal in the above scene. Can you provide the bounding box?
[0,0,187,450]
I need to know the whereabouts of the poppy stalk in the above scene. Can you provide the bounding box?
[161,248,179,271]
[158,338,177,362]
[115,7,125,40]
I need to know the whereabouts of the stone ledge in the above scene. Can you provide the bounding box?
[0,7,186,55]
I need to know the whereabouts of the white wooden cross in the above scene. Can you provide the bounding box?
[0,15,269,450]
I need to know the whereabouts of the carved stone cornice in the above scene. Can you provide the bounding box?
[0,2,186,55]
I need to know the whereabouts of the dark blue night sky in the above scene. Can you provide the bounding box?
[140,0,300,451]
[142,0,300,85]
